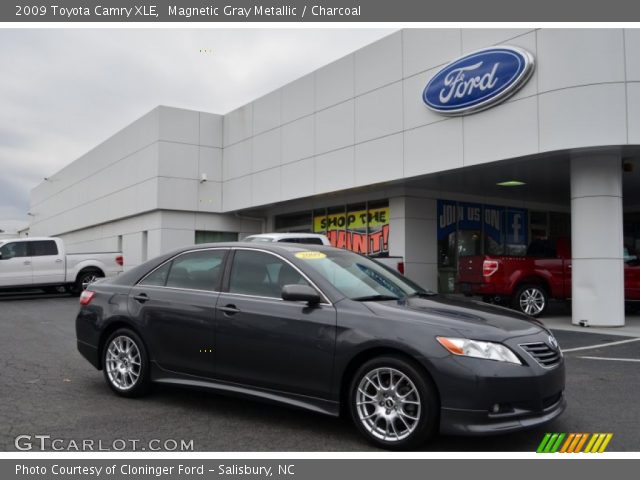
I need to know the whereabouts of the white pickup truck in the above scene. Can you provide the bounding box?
[0,237,123,294]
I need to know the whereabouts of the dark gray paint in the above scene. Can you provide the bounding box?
[76,242,565,435]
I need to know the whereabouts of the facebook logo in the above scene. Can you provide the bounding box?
[506,210,527,245]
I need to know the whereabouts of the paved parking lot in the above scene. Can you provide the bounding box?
[1,292,639,451]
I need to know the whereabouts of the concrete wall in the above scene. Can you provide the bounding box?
[58,210,260,269]
[29,106,224,236]
[221,28,639,211]
[26,28,640,277]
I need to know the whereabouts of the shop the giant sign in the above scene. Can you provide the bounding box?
[437,200,528,246]
[314,207,389,255]
[423,46,535,115]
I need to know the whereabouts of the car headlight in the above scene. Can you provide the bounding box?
[436,336,522,365]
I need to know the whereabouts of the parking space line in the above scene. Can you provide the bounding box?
[561,337,640,353]
[577,356,640,363]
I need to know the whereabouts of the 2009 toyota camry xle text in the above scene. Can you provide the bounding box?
[76,242,565,449]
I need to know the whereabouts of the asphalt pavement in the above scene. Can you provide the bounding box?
[1,292,639,451]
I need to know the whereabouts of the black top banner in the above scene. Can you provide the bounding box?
[4,0,640,22]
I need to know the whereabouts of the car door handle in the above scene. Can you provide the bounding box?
[55,259,63,263]
[133,293,149,303]
[218,304,240,315]
[23,260,31,265]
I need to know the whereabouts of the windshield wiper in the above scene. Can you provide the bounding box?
[352,295,401,302]
[406,291,437,298]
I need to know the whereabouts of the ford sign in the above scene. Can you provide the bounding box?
[423,46,535,116]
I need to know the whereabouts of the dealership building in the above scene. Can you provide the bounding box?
[28,28,640,327]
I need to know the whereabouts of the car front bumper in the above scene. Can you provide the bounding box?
[440,391,566,435]
[427,330,566,436]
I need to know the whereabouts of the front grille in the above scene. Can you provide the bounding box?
[519,342,562,368]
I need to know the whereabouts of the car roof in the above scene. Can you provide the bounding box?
[107,241,336,287]
[187,241,332,253]
[246,233,327,239]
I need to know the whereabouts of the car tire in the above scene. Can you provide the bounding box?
[349,356,438,450]
[73,270,103,295]
[102,328,150,398]
[513,284,548,317]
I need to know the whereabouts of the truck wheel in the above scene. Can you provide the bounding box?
[73,270,103,295]
[513,284,548,317]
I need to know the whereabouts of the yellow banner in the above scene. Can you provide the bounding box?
[313,207,389,232]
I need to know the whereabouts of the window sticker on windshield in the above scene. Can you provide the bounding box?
[295,251,327,260]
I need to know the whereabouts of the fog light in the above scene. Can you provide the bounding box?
[490,403,513,414]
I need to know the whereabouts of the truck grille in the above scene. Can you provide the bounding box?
[519,342,562,368]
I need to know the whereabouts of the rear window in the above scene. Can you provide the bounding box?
[31,240,58,256]
[246,237,273,243]
[279,238,324,245]
[139,250,227,291]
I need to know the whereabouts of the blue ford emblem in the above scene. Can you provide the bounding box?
[423,46,535,116]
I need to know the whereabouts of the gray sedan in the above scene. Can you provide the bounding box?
[76,243,565,449]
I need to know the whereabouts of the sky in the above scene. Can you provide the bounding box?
[0,28,393,233]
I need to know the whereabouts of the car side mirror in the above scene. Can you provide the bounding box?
[281,284,321,305]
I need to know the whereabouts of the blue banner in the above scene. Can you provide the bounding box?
[437,200,528,246]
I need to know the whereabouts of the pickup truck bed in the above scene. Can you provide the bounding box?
[458,238,640,316]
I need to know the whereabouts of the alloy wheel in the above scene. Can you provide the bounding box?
[105,335,142,391]
[355,367,422,442]
[519,287,546,316]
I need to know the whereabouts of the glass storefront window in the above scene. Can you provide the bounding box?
[195,231,238,244]
[277,201,390,256]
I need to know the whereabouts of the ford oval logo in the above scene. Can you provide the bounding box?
[423,46,535,116]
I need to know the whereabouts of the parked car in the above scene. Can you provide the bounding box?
[0,237,123,294]
[76,242,565,449]
[244,232,331,245]
[245,233,404,272]
[458,237,640,317]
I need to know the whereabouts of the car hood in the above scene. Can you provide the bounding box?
[359,294,547,341]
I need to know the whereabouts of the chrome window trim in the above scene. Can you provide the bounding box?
[136,247,228,291]
[135,246,333,306]
[135,284,223,295]
[228,247,333,306]
[220,290,332,308]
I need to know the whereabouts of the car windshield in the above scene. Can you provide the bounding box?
[295,249,433,301]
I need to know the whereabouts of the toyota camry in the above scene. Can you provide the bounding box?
[76,242,565,449]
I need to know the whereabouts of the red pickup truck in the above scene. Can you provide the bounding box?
[458,238,640,317]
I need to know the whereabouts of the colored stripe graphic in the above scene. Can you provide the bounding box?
[585,433,614,453]
[559,433,575,453]
[536,433,552,453]
[537,433,612,453]
[574,433,589,453]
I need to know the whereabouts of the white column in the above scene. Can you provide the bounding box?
[389,196,438,291]
[570,153,624,327]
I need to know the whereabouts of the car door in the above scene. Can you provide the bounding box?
[127,248,228,378]
[215,248,337,398]
[29,240,65,285]
[0,241,32,287]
